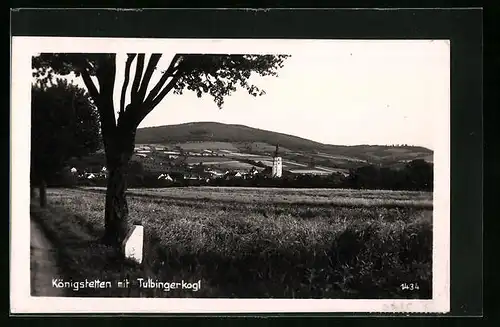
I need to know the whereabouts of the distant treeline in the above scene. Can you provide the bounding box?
[344,159,433,191]
[46,159,432,192]
[208,159,432,191]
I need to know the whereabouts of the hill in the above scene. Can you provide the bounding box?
[135,122,433,167]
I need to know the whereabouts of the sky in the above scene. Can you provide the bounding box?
[53,40,449,150]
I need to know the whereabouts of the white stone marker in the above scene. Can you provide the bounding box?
[122,225,144,264]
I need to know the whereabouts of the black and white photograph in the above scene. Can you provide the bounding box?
[11,37,450,314]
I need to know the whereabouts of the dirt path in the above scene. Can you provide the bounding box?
[30,218,65,297]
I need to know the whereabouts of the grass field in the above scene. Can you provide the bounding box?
[31,186,432,299]
[175,141,239,151]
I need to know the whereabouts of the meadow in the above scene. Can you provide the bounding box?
[30,187,432,299]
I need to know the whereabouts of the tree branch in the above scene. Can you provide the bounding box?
[80,68,100,104]
[94,55,118,148]
[86,60,96,72]
[130,54,145,104]
[136,54,162,104]
[144,54,182,104]
[133,74,181,126]
[151,74,181,108]
[79,58,95,75]
[96,55,116,108]
[120,54,136,115]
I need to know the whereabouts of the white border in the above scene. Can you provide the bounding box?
[10,37,450,314]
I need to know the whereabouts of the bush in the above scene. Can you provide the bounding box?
[47,170,78,188]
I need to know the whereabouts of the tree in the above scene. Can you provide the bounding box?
[32,53,289,247]
[404,159,433,191]
[31,79,101,207]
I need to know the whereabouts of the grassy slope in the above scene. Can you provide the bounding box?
[32,187,433,299]
[135,122,433,164]
[72,122,433,174]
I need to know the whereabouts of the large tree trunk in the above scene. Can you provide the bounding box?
[39,179,47,208]
[102,119,137,248]
[103,158,131,247]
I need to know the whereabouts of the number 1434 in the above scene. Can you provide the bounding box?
[400,283,420,291]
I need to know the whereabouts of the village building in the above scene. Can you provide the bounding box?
[183,173,202,180]
[271,144,283,178]
[224,171,244,180]
[157,173,174,181]
[248,166,259,176]
[209,170,224,178]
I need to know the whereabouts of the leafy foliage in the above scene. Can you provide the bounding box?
[31,79,101,180]
[33,54,102,84]
[172,54,289,107]
[32,53,290,111]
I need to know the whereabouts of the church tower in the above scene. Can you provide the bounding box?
[271,144,282,178]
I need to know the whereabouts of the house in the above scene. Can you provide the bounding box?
[157,173,173,181]
[208,170,224,178]
[183,174,201,180]
[224,171,243,180]
[248,166,259,176]
[238,167,259,179]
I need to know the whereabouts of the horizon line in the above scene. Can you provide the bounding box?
[138,121,434,151]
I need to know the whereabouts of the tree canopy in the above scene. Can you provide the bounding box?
[32,53,289,114]
[31,79,101,182]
